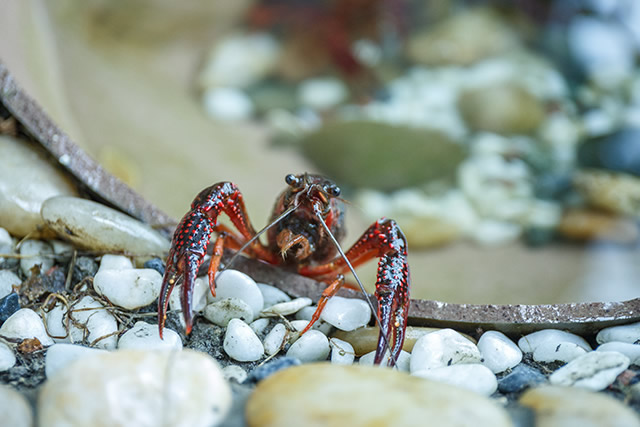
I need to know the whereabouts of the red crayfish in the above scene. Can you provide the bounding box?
[158,173,410,366]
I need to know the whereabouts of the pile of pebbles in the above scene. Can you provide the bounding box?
[1,218,640,426]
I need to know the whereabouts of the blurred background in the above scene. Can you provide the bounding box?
[1,0,639,305]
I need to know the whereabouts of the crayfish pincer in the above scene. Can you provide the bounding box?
[158,173,410,366]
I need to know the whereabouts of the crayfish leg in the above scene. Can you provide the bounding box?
[299,275,345,335]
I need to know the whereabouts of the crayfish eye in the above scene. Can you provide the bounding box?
[285,174,302,187]
[326,185,341,197]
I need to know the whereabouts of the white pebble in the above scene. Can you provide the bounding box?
[19,240,53,277]
[319,296,371,332]
[410,329,482,373]
[518,329,591,353]
[68,296,118,349]
[289,319,333,336]
[169,277,210,314]
[596,322,640,345]
[550,351,630,391]
[257,283,291,308]
[359,350,411,371]
[597,342,640,365]
[0,383,33,427]
[263,323,288,356]
[210,270,264,317]
[44,302,69,343]
[222,365,247,383]
[223,318,264,362]
[0,270,21,299]
[98,254,132,272]
[0,308,54,346]
[45,343,107,378]
[261,297,312,317]
[93,268,162,310]
[533,341,588,364]
[477,331,522,374]
[413,364,498,396]
[203,87,254,121]
[204,298,254,327]
[50,240,73,256]
[118,321,182,350]
[330,338,355,365]
[0,341,16,371]
[41,196,169,255]
[286,330,330,363]
[294,305,316,321]
[249,318,270,335]
[298,77,348,111]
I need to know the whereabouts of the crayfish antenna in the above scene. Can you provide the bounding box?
[315,212,395,367]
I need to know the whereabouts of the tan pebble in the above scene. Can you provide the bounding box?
[331,326,476,356]
[520,385,640,427]
[574,170,640,217]
[246,363,512,427]
[557,208,638,244]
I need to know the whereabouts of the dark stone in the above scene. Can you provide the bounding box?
[144,258,165,276]
[0,292,20,324]
[498,364,547,393]
[533,173,572,200]
[72,256,98,285]
[245,357,301,383]
[523,227,556,248]
[578,127,640,176]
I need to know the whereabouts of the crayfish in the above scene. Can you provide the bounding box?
[158,173,410,366]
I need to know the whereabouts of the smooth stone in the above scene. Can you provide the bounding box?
[0,383,34,427]
[556,208,639,244]
[67,296,118,349]
[413,364,498,396]
[286,330,330,363]
[210,270,264,317]
[0,340,16,371]
[118,321,182,350]
[261,297,312,317]
[202,87,254,121]
[520,385,640,427]
[93,268,162,310]
[0,270,21,299]
[143,258,165,276]
[597,342,640,364]
[406,8,518,66]
[597,321,640,344]
[204,298,254,327]
[319,296,371,332]
[410,328,482,373]
[0,135,78,237]
[98,254,133,272]
[44,343,107,378]
[294,305,317,321]
[533,341,588,363]
[0,308,54,346]
[359,350,411,372]
[0,292,21,324]
[245,357,301,384]
[329,338,355,365]
[297,77,348,111]
[224,318,264,362]
[332,326,474,356]
[518,329,591,353]
[246,363,512,427]
[498,364,547,393]
[38,349,231,427]
[549,351,630,391]
[249,318,270,335]
[44,302,68,343]
[170,277,209,314]
[221,365,247,383]
[41,196,169,255]
[477,331,522,374]
[578,127,640,176]
[301,121,464,192]
[257,283,291,308]
[289,319,333,336]
[263,323,288,356]
[458,83,545,135]
[19,240,53,277]
[573,170,640,217]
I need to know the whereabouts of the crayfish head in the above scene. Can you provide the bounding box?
[276,227,313,261]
